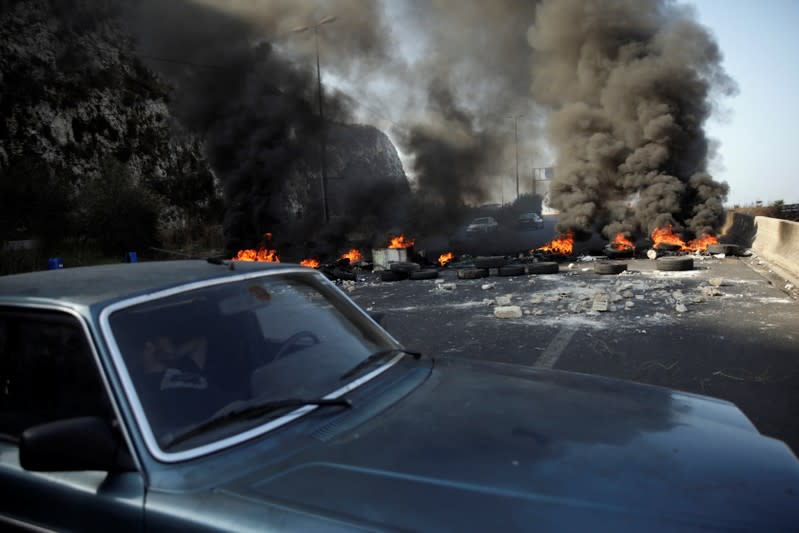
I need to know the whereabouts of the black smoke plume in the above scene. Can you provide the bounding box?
[529,0,735,239]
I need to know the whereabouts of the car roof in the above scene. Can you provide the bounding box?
[0,260,298,308]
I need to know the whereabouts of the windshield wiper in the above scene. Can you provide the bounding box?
[339,348,422,381]
[162,397,352,450]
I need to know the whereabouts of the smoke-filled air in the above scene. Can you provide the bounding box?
[529,0,735,240]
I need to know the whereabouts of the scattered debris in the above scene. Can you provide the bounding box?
[481,283,496,290]
[529,295,544,304]
[786,283,795,291]
[675,303,688,313]
[592,293,609,312]
[701,286,724,297]
[438,283,456,291]
[622,290,634,298]
[494,305,523,319]
[625,301,635,309]
[482,298,495,306]
[610,293,623,303]
[496,295,512,306]
[709,278,726,287]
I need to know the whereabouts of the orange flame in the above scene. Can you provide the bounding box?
[535,231,574,255]
[611,232,635,251]
[651,225,719,253]
[438,252,455,266]
[388,234,415,249]
[341,248,363,264]
[233,247,280,262]
[233,231,280,262]
[686,234,719,253]
[300,258,320,268]
[651,225,687,250]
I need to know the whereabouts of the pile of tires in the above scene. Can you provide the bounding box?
[457,268,489,280]
[527,262,559,275]
[380,262,439,282]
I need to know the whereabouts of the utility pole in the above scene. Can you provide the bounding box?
[505,115,523,201]
[292,16,337,224]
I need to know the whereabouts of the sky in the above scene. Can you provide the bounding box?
[692,0,799,206]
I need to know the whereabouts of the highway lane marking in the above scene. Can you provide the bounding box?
[534,327,578,369]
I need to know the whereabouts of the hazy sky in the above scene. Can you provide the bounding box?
[693,0,799,206]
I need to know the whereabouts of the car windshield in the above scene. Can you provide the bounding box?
[107,272,395,451]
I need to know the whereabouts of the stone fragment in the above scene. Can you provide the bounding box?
[709,278,725,287]
[494,305,523,319]
[675,303,688,313]
[625,300,635,309]
[592,293,609,312]
[529,295,543,304]
[622,290,634,299]
[496,295,512,306]
[481,283,496,290]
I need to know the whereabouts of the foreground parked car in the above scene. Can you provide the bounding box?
[0,260,797,532]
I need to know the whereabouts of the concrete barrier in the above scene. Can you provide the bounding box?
[751,216,799,286]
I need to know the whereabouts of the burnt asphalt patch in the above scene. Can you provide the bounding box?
[346,256,799,455]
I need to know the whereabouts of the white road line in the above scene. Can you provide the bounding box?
[534,327,578,369]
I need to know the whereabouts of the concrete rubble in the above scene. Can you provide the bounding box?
[496,295,512,306]
[494,305,523,319]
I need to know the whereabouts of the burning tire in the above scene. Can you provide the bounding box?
[603,245,634,259]
[527,262,559,275]
[457,268,489,280]
[380,270,408,282]
[497,265,526,277]
[409,269,439,280]
[474,256,507,269]
[707,244,741,256]
[594,262,627,275]
[389,261,421,274]
[656,257,694,271]
[655,243,682,252]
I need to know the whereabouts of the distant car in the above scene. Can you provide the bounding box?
[0,261,798,531]
[466,216,499,234]
[517,212,544,229]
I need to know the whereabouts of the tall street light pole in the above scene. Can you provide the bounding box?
[292,16,337,224]
[505,114,523,201]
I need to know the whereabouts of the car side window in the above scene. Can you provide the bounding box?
[0,309,113,442]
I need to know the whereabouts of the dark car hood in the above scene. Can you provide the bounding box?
[219,357,799,531]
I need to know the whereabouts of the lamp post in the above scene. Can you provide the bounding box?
[292,16,337,224]
[505,114,524,201]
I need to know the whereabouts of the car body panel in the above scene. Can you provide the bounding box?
[466,217,499,233]
[1,262,798,531]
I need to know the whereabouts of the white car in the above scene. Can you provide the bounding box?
[466,216,499,233]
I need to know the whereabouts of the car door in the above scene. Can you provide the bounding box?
[0,308,144,532]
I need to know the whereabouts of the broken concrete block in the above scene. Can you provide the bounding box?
[496,295,512,306]
[494,305,523,319]
[529,295,543,304]
[675,303,688,313]
[635,294,644,300]
[709,278,725,287]
[701,287,724,297]
[622,290,634,299]
[592,293,609,312]
[481,283,496,290]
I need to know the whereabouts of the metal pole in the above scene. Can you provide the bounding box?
[514,116,519,200]
[315,26,329,223]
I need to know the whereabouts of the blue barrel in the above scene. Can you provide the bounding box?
[126,251,138,263]
[47,257,64,270]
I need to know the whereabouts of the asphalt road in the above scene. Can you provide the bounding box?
[345,254,799,456]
